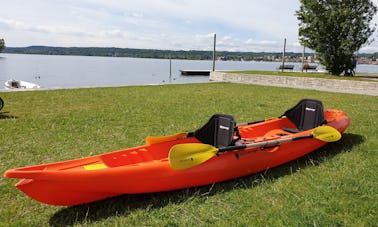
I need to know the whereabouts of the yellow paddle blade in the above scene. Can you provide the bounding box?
[169,143,219,170]
[146,132,188,145]
[313,126,342,142]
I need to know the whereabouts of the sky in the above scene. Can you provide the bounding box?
[0,0,378,53]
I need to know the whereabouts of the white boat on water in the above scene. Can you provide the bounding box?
[4,80,41,89]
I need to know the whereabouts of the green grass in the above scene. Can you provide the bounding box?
[228,70,378,82]
[0,83,377,226]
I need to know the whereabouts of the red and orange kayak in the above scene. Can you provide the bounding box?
[4,100,350,206]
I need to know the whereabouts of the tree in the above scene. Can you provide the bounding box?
[0,38,4,53]
[296,0,377,75]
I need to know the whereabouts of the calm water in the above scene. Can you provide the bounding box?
[0,53,377,90]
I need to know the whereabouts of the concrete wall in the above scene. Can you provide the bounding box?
[210,71,378,96]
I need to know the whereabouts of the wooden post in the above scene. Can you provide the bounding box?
[281,38,286,72]
[302,46,305,72]
[169,55,172,83]
[212,33,216,71]
[354,51,358,74]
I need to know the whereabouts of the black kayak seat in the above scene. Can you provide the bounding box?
[282,99,326,132]
[190,99,325,146]
[190,114,236,148]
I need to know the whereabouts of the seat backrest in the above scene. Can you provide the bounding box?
[282,99,325,131]
[193,114,236,148]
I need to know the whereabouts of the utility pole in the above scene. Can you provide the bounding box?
[212,33,216,71]
[281,38,286,72]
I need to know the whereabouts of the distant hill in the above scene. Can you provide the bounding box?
[3,46,309,61]
[4,46,377,61]
[4,46,217,60]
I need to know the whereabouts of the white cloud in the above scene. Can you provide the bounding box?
[0,0,377,52]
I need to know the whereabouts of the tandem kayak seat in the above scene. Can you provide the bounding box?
[190,114,238,148]
[282,99,327,133]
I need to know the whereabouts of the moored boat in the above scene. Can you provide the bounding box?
[4,99,350,206]
[4,79,41,89]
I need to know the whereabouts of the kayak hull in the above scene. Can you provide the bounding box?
[4,109,350,206]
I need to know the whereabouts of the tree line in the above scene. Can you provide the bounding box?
[3,46,320,61]
[3,45,377,61]
[0,39,5,53]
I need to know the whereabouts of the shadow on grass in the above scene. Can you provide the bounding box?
[0,112,18,119]
[49,133,364,226]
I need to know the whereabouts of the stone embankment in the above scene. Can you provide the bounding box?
[210,71,378,96]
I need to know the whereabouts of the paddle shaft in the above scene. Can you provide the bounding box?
[218,134,313,153]
[169,126,340,170]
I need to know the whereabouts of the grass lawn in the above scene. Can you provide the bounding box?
[0,83,377,226]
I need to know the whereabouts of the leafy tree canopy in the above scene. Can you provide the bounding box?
[296,0,377,75]
[0,39,4,53]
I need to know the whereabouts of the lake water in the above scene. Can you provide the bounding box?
[0,53,377,90]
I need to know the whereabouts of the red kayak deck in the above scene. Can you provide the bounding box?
[4,109,350,206]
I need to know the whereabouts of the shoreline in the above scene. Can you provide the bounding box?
[1,71,377,96]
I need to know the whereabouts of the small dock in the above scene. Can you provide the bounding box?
[180,70,211,76]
